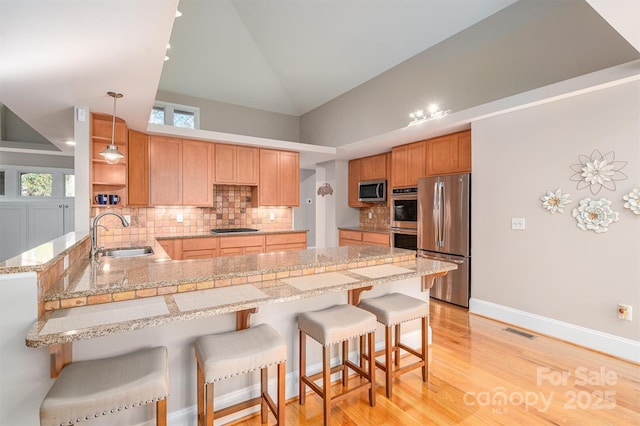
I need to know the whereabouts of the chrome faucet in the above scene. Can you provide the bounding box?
[91,212,129,258]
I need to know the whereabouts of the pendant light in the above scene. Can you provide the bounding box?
[100,91,125,164]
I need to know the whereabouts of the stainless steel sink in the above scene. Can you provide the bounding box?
[100,246,154,258]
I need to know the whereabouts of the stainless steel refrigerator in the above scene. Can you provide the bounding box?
[417,174,471,307]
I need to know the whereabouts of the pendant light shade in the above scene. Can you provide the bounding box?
[100,92,125,164]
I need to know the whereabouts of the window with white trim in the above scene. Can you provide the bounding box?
[149,101,200,129]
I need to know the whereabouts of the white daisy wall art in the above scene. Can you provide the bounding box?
[540,188,572,214]
[623,188,640,215]
[572,198,619,233]
[569,150,627,195]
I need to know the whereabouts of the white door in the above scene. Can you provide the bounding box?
[0,203,27,261]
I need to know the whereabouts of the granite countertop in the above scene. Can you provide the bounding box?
[27,246,457,348]
[338,226,390,234]
[0,232,90,274]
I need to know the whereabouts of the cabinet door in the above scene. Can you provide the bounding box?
[27,203,64,248]
[214,144,236,184]
[257,149,280,206]
[362,231,389,247]
[427,130,472,176]
[278,150,299,206]
[391,145,408,188]
[182,140,213,206]
[348,159,365,208]
[236,146,259,185]
[406,141,426,186]
[360,154,387,181]
[150,136,182,205]
[0,203,27,261]
[128,130,149,206]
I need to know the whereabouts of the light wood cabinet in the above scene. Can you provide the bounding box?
[360,153,387,181]
[181,237,218,259]
[158,238,182,260]
[127,130,149,206]
[265,232,307,252]
[149,136,182,205]
[391,141,426,188]
[182,140,214,206]
[90,113,128,206]
[149,137,214,206]
[339,229,389,247]
[213,144,258,185]
[348,153,390,208]
[218,235,265,257]
[427,130,471,176]
[253,149,300,207]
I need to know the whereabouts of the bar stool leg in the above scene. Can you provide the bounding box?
[278,362,286,425]
[206,382,214,426]
[299,330,306,405]
[197,361,204,426]
[341,340,349,387]
[261,367,268,423]
[368,331,376,406]
[394,324,401,367]
[323,345,331,426]
[422,315,429,382]
[157,398,167,426]
[385,326,393,398]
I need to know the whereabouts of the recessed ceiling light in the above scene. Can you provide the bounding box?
[65,140,76,146]
[164,55,170,61]
[166,43,171,49]
[175,10,182,18]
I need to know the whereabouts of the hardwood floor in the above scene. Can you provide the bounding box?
[230,300,640,425]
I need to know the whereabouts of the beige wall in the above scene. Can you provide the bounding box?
[471,81,640,344]
[299,0,639,148]
[156,90,300,142]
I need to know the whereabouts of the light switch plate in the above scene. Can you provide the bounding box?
[511,218,526,230]
[176,213,184,223]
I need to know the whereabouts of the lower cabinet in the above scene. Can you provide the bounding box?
[157,232,308,260]
[265,232,307,253]
[338,229,389,247]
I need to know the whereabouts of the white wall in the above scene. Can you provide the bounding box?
[315,160,357,248]
[294,169,316,247]
[470,80,640,360]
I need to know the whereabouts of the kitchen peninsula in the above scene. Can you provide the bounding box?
[1,232,456,424]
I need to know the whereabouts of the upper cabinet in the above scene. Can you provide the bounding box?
[127,130,149,206]
[426,130,471,176]
[348,153,390,208]
[149,137,214,206]
[391,141,426,188]
[90,113,128,206]
[182,139,214,206]
[213,144,258,185]
[253,149,300,207]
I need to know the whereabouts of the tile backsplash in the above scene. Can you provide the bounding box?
[93,186,292,245]
[359,205,390,229]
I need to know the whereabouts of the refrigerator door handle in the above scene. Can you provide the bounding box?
[433,181,440,248]
[439,181,445,247]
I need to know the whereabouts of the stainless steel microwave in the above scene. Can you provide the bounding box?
[358,179,387,203]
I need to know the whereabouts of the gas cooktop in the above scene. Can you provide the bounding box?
[210,228,259,234]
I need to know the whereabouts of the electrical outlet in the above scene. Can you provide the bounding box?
[63,255,69,270]
[124,215,131,224]
[511,218,526,230]
[269,212,275,221]
[618,304,632,321]
[176,213,184,223]
[368,211,373,219]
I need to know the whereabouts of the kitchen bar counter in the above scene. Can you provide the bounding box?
[27,246,456,349]
[337,226,390,234]
[155,228,308,240]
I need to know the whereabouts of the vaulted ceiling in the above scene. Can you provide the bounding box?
[0,0,638,157]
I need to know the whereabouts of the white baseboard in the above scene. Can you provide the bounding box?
[166,327,433,425]
[469,298,640,363]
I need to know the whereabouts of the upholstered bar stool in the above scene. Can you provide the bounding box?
[358,292,429,398]
[195,323,286,426]
[298,304,376,426]
[40,346,169,426]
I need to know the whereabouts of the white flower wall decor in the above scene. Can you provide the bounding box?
[569,149,627,195]
[540,188,572,214]
[572,198,619,233]
[623,188,640,215]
